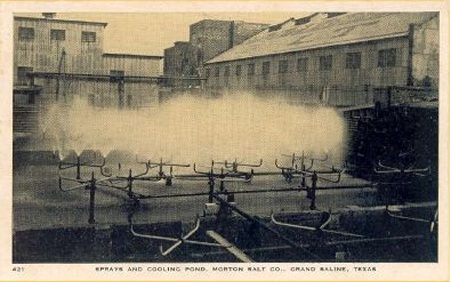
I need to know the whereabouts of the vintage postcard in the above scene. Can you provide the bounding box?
[0,1,448,281]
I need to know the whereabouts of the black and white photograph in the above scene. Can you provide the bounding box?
[1,1,448,281]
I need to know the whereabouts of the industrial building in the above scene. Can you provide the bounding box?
[13,13,163,135]
[14,14,163,107]
[204,12,439,106]
[162,19,268,87]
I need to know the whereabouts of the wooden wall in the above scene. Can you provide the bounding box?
[14,17,106,82]
[103,54,162,77]
[204,36,411,106]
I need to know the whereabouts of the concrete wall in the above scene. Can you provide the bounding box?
[163,42,200,76]
[190,20,233,63]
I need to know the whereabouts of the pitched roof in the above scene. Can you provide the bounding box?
[206,12,438,64]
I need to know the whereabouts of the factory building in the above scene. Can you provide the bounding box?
[162,19,268,88]
[189,19,269,63]
[14,14,163,108]
[204,13,439,107]
[13,14,163,135]
[162,41,201,89]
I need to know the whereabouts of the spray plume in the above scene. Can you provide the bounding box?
[41,92,347,168]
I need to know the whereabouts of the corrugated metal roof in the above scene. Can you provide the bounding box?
[206,12,437,64]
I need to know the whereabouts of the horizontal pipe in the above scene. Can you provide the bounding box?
[189,234,427,258]
[139,192,211,199]
[326,234,425,246]
[130,225,221,247]
[386,209,431,223]
[212,194,320,260]
[31,71,207,81]
[100,184,377,200]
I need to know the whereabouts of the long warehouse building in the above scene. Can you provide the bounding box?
[203,12,439,106]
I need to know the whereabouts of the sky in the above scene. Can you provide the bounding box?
[19,12,302,56]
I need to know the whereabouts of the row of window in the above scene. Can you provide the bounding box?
[206,49,397,78]
[18,27,97,42]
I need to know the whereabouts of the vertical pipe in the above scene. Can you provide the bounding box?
[88,171,96,224]
[159,158,164,177]
[309,171,317,210]
[208,178,214,203]
[76,156,81,180]
[407,24,415,86]
[301,163,306,188]
[127,169,133,199]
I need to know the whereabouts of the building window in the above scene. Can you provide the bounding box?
[235,65,242,76]
[224,66,230,77]
[297,58,308,72]
[214,67,220,77]
[81,31,96,42]
[262,61,271,75]
[110,70,124,82]
[378,48,396,67]
[247,63,255,76]
[205,68,211,78]
[18,27,34,40]
[319,55,332,71]
[346,52,361,69]
[51,29,66,41]
[17,66,33,85]
[279,60,289,73]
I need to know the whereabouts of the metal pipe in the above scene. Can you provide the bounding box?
[319,211,332,229]
[139,192,211,200]
[190,234,427,258]
[321,228,365,238]
[76,156,81,180]
[326,234,425,246]
[308,172,317,210]
[59,163,78,169]
[58,181,87,192]
[130,225,221,247]
[160,216,201,256]
[386,208,431,223]
[270,212,316,231]
[212,193,320,259]
[430,208,438,234]
[305,184,376,191]
[206,230,254,262]
[271,210,364,238]
[88,171,96,224]
[131,184,375,200]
